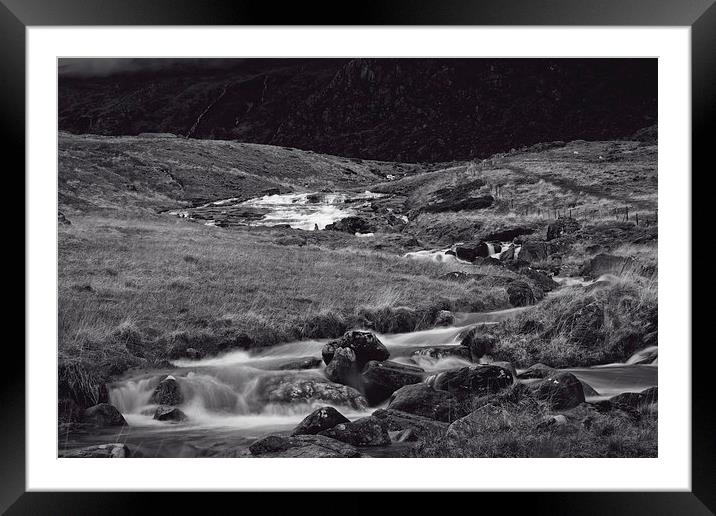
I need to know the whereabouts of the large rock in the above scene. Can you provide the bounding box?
[429,364,513,397]
[59,443,131,458]
[581,253,635,278]
[498,244,516,261]
[249,434,362,458]
[483,227,533,242]
[322,330,390,368]
[459,329,497,360]
[446,404,512,442]
[256,374,368,411]
[319,416,391,446]
[361,360,425,405]
[371,408,449,439]
[506,280,535,307]
[532,372,585,409]
[153,405,188,422]
[82,403,127,427]
[324,347,359,386]
[455,242,490,262]
[292,406,350,436]
[150,375,184,406]
[518,240,549,263]
[546,217,581,241]
[434,310,454,326]
[387,383,471,423]
[325,216,372,234]
[520,268,559,292]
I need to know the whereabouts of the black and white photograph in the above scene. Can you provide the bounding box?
[55,57,661,459]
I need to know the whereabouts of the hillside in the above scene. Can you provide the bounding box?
[58,58,657,162]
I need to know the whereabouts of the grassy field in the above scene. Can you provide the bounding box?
[59,213,514,371]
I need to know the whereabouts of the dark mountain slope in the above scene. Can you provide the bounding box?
[59,58,656,162]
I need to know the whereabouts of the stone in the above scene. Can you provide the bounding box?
[429,364,513,396]
[459,329,497,360]
[150,375,184,406]
[248,434,361,458]
[292,406,350,436]
[506,280,535,307]
[372,408,449,439]
[518,240,549,263]
[59,443,131,458]
[324,347,359,387]
[322,330,390,368]
[153,405,188,422]
[275,356,323,370]
[82,403,127,427]
[387,383,471,423]
[361,360,425,405]
[412,346,472,362]
[532,372,585,409]
[434,310,454,326]
[256,373,368,411]
[319,416,391,446]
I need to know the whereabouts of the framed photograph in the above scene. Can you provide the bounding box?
[8,0,711,512]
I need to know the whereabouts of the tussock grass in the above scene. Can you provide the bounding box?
[493,271,657,368]
[413,394,657,458]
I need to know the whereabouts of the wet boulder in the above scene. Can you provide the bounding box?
[532,372,585,409]
[83,403,127,427]
[292,406,350,436]
[520,268,559,292]
[322,330,390,369]
[387,383,471,423]
[429,364,513,397]
[361,360,425,405]
[59,443,131,458]
[459,329,497,360]
[498,244,516,261]
[324,347,359,387]
[446,404,513,442]
[546,217,580,241]
[249,434,362,458]
[150,375,184,406]
[257,374,368,411]
[455,242,489,262]
[319,416,391,446]
[153,405,188,422]
[517,363,556,379]
[506,280,535,307]
[371,408,449,439]
[325,216,373,234]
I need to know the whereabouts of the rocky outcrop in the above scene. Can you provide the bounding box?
[292,406,350,436]
[531,372,585,409]
[428,365,513,397]
[59,443,131,458]
[387,383,472,423]
[506,280,536,307]
[546,217,581,241]
[318,416,391,446]
[256,374,368,410]
[361,360,425,405]
[82,403,127,427]
[455,242,490,261]
[518,240,549,263]
[325,216,373,234]
[153,405,188,422]
[580,253,635,278]
[520,268,558,292]
[150,375,183,406]
[322,330,390,369]
[248,434,362,458]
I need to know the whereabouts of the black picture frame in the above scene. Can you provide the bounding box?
[4,0,711,513]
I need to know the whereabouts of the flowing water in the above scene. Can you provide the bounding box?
[60,278,656,457]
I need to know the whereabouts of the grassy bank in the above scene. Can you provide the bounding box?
[59,214,515,373]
